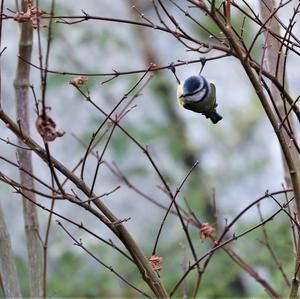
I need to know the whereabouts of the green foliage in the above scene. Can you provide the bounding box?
[79,29,129,52]
[110,129,130,160]
[46,74,71,89]
[15,256,31,298]
[44,247,147,298]
[14,208,293,298]
[237,214,294,297]
[47,249,115,297]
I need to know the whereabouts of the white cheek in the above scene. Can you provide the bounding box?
[186,89,207,102]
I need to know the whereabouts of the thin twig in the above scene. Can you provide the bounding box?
[257,203,290,287]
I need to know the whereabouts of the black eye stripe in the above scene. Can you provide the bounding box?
[184,78,209,99]
[184,90,200,97]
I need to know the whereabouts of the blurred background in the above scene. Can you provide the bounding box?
[1,0,299,297]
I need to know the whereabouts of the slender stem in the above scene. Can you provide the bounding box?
[42,174,55,299]
[257,204,290,286]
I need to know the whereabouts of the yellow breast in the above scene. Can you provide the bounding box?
[177,83,184,106]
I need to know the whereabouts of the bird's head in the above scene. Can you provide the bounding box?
[178,75,210,102]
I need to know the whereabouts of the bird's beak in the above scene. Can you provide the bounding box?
[179,93,186,98]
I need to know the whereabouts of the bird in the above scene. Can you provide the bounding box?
[177,75,223,124]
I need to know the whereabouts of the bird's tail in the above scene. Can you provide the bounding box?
[209,111,223,124]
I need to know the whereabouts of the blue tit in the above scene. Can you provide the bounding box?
[177,75,222,124]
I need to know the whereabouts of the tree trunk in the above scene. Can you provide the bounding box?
[14,1,44,297]
[0,202,22,298]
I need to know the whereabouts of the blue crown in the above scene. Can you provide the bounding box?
[183,75,203,93]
